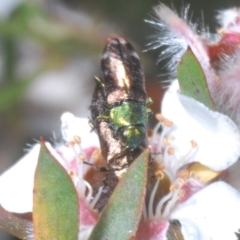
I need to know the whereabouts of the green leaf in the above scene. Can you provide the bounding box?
[33,139,79,240]
[89,149,149,240]
[177,47,215,110]
[0,205,33,239]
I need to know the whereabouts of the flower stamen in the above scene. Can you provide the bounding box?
[155,113,165,122]
[161,187,181,218]
[89,186,104,210]
[167,147,175,155]
[164,119,174,127]
[190,140,197,148]
[83,180,93,203]
[170,183,180,192]
[91,149,102,162]
[178,140,198,167]
[163,137,171,145]
[78,154,86,162]
[73,135,81,144]
[178,169,191,179]
[155,191,174,219]
[178,189,186,199]
[67,141,75,147]
[148,178,160,220]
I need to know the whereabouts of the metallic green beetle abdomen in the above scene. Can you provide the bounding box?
[110,101,149,131]
[122,126,146,149]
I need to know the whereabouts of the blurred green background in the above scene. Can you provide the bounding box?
[0,0,239,239]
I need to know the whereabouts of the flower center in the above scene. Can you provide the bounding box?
[145,113,199,220]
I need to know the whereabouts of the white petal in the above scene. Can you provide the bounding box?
[0,142,61,213]
[217,8,240,33]
[61,112,99,148]
[171,181,240,240]
[79,226,94,240]
[173,218,202,240]
[0,145,40,213]
[162,81,240,171]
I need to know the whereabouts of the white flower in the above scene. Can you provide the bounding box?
[171,181,240,240]
[60,112,99,149]
[217,8,240,33]
[0,143,38,213]
[147,3,240,129]
[138,80,240,239]
[159,80,240,171]
[0,113,101,240]
[138,181,240,240]
[1,86,240,240]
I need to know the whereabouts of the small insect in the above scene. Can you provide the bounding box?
[90,36,152,208]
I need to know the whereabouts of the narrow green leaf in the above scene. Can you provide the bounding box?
[33,139,79,240]
[89,149,149,240]
[0,205,33,239]
[177,48,215,110]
